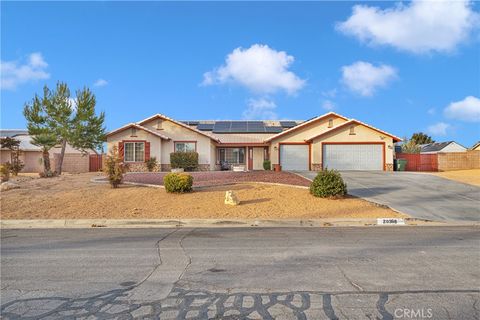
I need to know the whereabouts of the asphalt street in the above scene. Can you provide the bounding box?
[299,171,480,222]
[1,227,479,319]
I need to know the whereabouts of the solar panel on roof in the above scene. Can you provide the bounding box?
[246,121,266,133]
[265,126,283,133]
[181,121,199,126]
[213,121,232,133]
[280,121,297,128]
[197,123,214,131]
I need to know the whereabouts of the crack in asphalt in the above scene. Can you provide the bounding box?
[1,287,478,319]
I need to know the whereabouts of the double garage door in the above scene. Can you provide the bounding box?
[323,144,383,171]
[280,143,383,171]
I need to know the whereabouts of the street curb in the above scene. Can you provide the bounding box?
[1,218,475,229]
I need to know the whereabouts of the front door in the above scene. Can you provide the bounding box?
[248,147,253,170]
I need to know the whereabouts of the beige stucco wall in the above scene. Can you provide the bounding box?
[106,119,217,169]
[269,116,347,165]
[312,124,394,168]
[1,150,46,173]
[141,119,215,165]
[106,128,163,164]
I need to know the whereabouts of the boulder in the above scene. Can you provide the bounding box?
[1,181,20,192]
[224,190,240,205]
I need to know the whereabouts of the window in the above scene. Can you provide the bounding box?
[124,142,145,162]
[175,141,196,152]
[218,148,245,164]
[130,127,137,137]
[328,119,333,128]
[349,125,356,135]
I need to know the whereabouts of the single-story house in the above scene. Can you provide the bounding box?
[0,129,93,173]
[106,112,401,171]
[420,141,467,154]
[470,141,480,151]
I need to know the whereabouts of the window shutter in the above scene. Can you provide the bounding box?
[118,141,124,161]
[145,141,150,161]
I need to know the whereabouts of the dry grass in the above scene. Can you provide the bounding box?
[432,169,480,187]
[0,173,404,220]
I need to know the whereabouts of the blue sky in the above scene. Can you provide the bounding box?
[1,1,479,146]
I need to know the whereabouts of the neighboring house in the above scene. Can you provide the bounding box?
[106,112,401,171]
[419,141,467,154]
[0,129,93,173]
[470,141,480,151]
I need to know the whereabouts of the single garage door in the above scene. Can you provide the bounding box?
[280,144,309,171]
[323,144,383,171]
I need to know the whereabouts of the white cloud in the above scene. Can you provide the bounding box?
[242,98,278,120]
[94,78,108,87]
[427,108,436,115]
[444,96,480,122]
[321,88,337,98]
[322,99,335,111]
[1,52,50,90]
[341,61,397,96]
[427,122,451,136]
[337,0,479,54]
[202,44,305,95]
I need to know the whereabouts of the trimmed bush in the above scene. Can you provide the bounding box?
[170,152,198,171]
[263,160,271,170]
[164,173,193,193]
[145,157,158,172]
[309,169,347,198]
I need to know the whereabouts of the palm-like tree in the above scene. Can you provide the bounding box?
[31,134,57,176]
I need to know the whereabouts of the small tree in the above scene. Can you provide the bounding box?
[23,82,106,175]
[401,138,421,154]
[31,133,57,177]
[411,132,434,145]
[104,146,126,188]
[0,137,24,175]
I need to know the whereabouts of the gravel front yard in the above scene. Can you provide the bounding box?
[124,171,311,187]
[431,169,480,187]
[0,173,404,220]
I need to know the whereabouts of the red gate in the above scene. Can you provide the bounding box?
[89,154,103,172]
[396,153,438,171]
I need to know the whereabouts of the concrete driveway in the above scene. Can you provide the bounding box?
[298,171,480,222]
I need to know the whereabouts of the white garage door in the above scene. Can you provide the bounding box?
[280,145,309,171]
[323,144,383,171]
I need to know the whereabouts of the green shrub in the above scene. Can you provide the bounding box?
[263,160,271,170]
[145,157,158,172]
[170,152,198,171]
[163,173,193,193]
[309,169,347,198]
[0,164,10,182]
[104,146,127,188]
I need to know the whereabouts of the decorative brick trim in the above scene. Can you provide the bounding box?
[385,163,394,171]
[126,163,148,172]
[312,163,322,171]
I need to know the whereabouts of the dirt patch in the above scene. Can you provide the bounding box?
[124,171,311,187]
[0,173,405,220]
[431,169,480,187]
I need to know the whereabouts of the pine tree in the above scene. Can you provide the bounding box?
[23,82,106,175]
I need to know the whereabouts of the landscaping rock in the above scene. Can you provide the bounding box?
[225,190,240,205]
[1,181,20,191]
